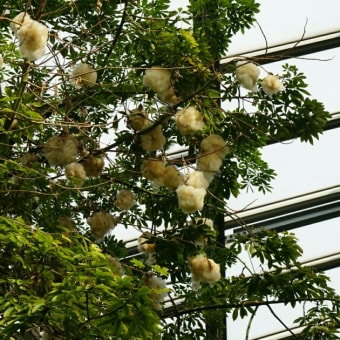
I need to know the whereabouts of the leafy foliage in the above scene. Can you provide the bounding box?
[0,0,338,339]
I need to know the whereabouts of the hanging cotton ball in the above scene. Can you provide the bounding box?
[108,256,124,276]
[16,20,48,61]
[137,233,156,254]
[262,74,284,95]
[87,212,117,240]
[176,185,206,214]
[65,162,86,185]
[39,331,49,340]
[10,12,33,33]
[128,108,149,131]
[175,106,205,135]
[200,134,229,159]
[44,135,78,166]
[81,155,104,177]
[197,153,223,173]
[236,60,260,92]
[143,66,173,94]
[188,254,221,290]
[144,273,168,311]
[57,216,76,231]
[115,189,135,211]
[140,124,166,151]
[141,159,166,186]
[71,63,97,88]
[163,165,183,190]
[184,171,209,189]
[19,153,39,167]
[158,87,178,105]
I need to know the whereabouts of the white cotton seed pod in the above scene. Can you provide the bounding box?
[137,233,156,254]
[175,106,205,135]
[20,153,39,167]
[262,74,284,95]
[57,216,76,231]
[128,109,149,131]
[65,162,86,181]
[184,171,209,189]
[115,189,135,211]
[10,12,33,33]
[44,135,78,166]
[143,66,172,94]
[158,87,178,105]
[71,63,97,88]
[87,212,116,240]
[108,256,124,276]
[200,134,229,159]
[140,124,166,151]
[144,274,168,311]
[81,155,105,177]
[16,20,48,61]
[197,153,223,173]
[176,185,206,214]
[188,254,221,285]
[141,159,166,186]
[197,153,223,183]
[163,165,183,190]
[236,61,260,92]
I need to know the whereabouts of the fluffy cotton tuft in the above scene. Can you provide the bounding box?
[137,233,156,254]
[144,274,168,311]
[188,254,221,290]
[128,109,149,131]
[81,155,104,177]
[175,106,205,135]
[261,74,284,95]
[197,134,228,182]
[115,189,135,210]
[176,184,206,214]
[158,87,178,105]
[16,19,48,61]
[236,61,260,92]
[197,153,223,173]
[143,66,172,94]
[200,134,229,159]
[143,66,178,104]
[44,135,78,166]
[141,159,166,186]
[65,162,86,185]
[10,12,33,33]
[184,171,209,189]
[71,63,97,88]
[162,165,183,190]
[108,256,124,276]
[20,153,38,167]
[57,216,76,231]
[140,124,166,151]
[87,212,116,240]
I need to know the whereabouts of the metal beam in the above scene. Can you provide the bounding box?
[221,31,340,67]
[225,185,340,233]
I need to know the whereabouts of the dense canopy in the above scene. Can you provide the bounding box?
[0,0,338,339]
